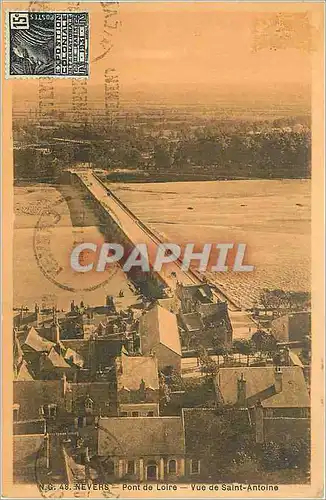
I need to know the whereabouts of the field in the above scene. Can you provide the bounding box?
[111,179,311,309]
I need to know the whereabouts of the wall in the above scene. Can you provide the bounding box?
[263,417,310,443]
[156,344,181,373]
[107,456,185,481]
[118,403,159,417]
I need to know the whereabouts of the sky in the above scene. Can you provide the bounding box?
[11,1,319,110]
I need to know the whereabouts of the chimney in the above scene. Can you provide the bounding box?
[274,366,283,394]
[51,317,60,344]
[62,373,68,396]
[237,373,246,407]
[35,303,40,326]
[255,401,264,444]
[44,432,50,469]
[19,305,24,327]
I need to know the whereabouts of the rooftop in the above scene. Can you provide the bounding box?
[18,326,55,353]
[116,353,159,391]
[215,366,310,408]
[98,416,185,457]
[139,304,181,355]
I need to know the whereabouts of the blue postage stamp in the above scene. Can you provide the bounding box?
[7,11,89,78]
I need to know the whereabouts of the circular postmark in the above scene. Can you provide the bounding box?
[34,429,120,499]
[34,437,64,499]
[33,189,119,294]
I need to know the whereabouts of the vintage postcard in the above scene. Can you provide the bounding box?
[1,1,324,498]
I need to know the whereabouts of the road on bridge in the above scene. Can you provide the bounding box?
[70,170,257,337]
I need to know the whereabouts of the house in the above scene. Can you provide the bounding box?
[139,305,182,372]
[13,379,69,423]
[179,302,232,351]
[115,353,160,417]
[13,377,116,433]
[17,326,55,363]
[97,416,185,481]
[176,283,214,313]
[271,312,311,344]
[15,360,34,381]
[70,381,117,428]
[215,366,310,417]
[156,296,181,315]
[214,366,310,444]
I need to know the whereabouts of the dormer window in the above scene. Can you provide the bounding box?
[40,404,57,419]
[84,396,94,413]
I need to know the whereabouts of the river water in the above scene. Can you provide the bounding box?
[111,179,311,309]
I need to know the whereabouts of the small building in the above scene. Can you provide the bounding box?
[214,366,310,444]
[13,378,69,424]
[97,416,186,481]
[115,353,160,417]
[70,381,117,428]
[271,312,311,344]
[215,366,310,417]
[17,326,55,363]
[176,283,214,313]
[139,305,182,373]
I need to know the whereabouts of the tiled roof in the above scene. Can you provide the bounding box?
[14,434,45,482]
[288,350,304,368]
[46,347,70,368]
[14,380,65,420]
[181,284,212,301]
[215,367,310,408]
[70,382,115,408]
[116,353,159,391]
[180,312,203,332]
[16,360,34,381]
[64,347,84,368]
[18,326,55,352]
[98,416,185,456]
[139,305,181,355]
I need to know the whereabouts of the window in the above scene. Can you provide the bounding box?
[13,404,20,422]
[120,411,128,417]
[168,460,177,473]
[48,404,57,418]
[190,459,200,474]
[132,411,139,417]
[147,411,154,417]
[127,460,135,475]
[40,404,57,419]
[84,397,93,412]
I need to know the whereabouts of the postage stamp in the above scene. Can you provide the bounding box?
[7,11,89,78]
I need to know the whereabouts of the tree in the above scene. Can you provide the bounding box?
[255,289,311,315]
[251,330,277,354]
[232,339,256,366]
[153,143,173,168]
[198,346,218,377]
[261,438,310,472]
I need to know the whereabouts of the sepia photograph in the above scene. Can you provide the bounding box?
[1,1,324,498]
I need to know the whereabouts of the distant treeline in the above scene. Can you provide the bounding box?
[13,116,311,181]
